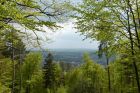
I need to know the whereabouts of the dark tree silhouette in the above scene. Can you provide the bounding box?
[43,53,55,89]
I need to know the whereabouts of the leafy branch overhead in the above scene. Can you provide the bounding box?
[0,0,67,32]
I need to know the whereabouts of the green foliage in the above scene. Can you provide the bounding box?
[21,52,43,93]
[1,0,140,93]
[0,0,68,50]
[0,0,61,32]
[110,59,138,93]
[0,58,12,93]
[56,86,67,93]
[0,82,10,93]
[43,53,62,92]
[0,29,25,58]
[66,53,106,93]
[68,0,140,92]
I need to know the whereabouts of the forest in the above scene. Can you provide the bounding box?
[0,0,140,93]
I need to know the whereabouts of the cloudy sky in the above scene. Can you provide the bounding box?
[41,20,99,49]
[28,0,99,50]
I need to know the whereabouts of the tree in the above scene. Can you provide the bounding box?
[98,41,112,92]
[0,0,68,92]
[66,53,106,93]
[110,57,137,93]
[69,0,140,92]
[0,58,12,93]
[43,53,62,92]
[0,0,66,31]
[0,29,26,93]
[44,53,54,89]
[22,52,42,93]
[0,29,25,58]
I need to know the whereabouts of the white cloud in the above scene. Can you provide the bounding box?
[41,19,99,49]
[14,19,99,50]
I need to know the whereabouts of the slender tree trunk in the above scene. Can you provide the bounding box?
[11,30,15,93]
[132,74,135,93]
[106,56,111,93]
[26,75,31,93]
[136,0,140,28]
[133,60,140,93]
[19,49,22,93]
[127,0,140,48]
[127,8,140,93]
[11,47,15,93]
[120,72,123,93]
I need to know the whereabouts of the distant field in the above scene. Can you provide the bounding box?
[41,49,113,66]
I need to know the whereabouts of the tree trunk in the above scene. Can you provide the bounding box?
[133,61,140,93]
[11,30,15,93]
[128,2,140,48]
[106,56,111,93]
[19,49,22,93]
[126,8,140,93]
[11,48,15,93]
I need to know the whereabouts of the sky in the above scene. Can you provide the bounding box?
[23,0,99,50]
[40,20,99,50]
